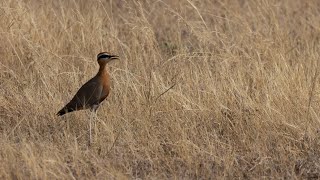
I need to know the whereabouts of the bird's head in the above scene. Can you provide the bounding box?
[97,52,119,64]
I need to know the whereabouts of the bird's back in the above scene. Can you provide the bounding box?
[57,76,105,116]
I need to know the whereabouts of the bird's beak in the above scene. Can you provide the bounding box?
[110,55,119,60]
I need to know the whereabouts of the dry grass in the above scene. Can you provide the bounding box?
[1,0,320,179]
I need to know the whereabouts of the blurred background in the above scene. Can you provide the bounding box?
[1,0,320,179]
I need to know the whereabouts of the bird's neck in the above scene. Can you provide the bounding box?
[97,63,111,92]
[97,63,109,77]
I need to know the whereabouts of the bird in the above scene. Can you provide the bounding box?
[57,52,119,116]
[56,52,119,145]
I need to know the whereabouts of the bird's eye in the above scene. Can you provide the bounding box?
[98,55,109,59]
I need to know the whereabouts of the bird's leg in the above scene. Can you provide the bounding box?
[92,105,99,142]
[89,111,94,146]
[93,110,98,142]
[89,105,99,146]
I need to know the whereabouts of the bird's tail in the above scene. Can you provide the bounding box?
[57,109,66,116]
[57,107,74,116]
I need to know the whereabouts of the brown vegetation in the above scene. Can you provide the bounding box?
[1,0,320,179]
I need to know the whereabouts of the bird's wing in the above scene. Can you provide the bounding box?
[98,86,110,103]
[65,77,103,110]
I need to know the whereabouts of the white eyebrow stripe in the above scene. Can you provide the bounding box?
[97,53,110,59]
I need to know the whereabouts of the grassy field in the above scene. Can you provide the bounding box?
[1,0,320,179]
